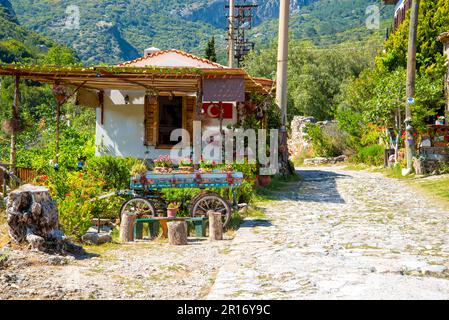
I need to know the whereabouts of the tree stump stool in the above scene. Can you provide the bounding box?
[208,211,223,241]
[168,221,188,245]
[120,211,136,243]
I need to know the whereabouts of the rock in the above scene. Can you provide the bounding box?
[42,255,70,266]
[304,155,347,166]
[26,233,45,251]
[82,232,112,245]
[87,226,113,234]
[422,265,448,274]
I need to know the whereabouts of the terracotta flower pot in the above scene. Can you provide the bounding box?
[167,208,178,218]
[257,175,272,187]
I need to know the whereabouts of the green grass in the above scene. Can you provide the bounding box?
[411,175,449,204]
[345,162,418,180]
[227,206,268,231]
[255,173,302,202]
[384,164,416,180]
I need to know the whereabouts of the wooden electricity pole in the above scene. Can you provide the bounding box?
[276,0,293,176]
[10,76,20,175]
[228,0,235,68]
[404,0,420,172]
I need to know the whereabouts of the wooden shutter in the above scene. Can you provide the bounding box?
[144,95,158,146]
[185,97,195,140]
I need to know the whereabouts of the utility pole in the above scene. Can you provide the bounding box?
[404,0,420,173]
[276,0,292,176]
[228,0,235,68]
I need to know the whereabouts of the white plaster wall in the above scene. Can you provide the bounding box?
[96,90,166,159]
[95,90,239,160]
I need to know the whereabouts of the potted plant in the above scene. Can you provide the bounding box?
[178,158,194,173]
[153,155,173,174]
[436,116,445,126]
[130,161,148,177]
[257,175,272,187]
[222,164,234,173]
[167,202,179,218]
[199,159,216,173]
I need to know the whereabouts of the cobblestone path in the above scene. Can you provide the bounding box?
[208,167,449,300]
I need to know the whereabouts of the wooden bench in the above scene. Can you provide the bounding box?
[134,217,208,240]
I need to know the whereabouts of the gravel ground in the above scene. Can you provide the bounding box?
[1,166,449,300]
[0,238,231,300]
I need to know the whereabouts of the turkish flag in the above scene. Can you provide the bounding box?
[202,102,233,119]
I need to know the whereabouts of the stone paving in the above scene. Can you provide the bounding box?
[208,167,449,300]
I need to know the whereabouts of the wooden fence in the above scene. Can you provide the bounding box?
[0,163,38,195]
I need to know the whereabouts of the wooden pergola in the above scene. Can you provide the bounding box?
[0,64,273,171]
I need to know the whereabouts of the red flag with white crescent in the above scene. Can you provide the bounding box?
[202,102,233,119]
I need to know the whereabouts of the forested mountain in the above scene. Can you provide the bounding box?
[7,0,393,65]
[0,0,56,63]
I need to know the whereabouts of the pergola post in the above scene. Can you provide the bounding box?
[10,76,20,175]
[55,101,61,166]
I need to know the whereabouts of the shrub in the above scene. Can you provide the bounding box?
[232,163,258,204]
[353,144,384,166]
[56,172,105,238]
[307,123,343,157]
[86,156,141,190]
[58,194,95,239]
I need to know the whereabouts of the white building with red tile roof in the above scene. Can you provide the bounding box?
[89,48,272,160]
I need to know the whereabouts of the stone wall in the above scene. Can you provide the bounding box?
[288,116,317,159]
[288,116,345,162]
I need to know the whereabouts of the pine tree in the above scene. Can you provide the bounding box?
[205,36,217,62]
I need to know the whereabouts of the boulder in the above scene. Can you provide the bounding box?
[304,155,348,166]
[81,232,112,245]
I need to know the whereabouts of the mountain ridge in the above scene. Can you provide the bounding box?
[6,0,393,65]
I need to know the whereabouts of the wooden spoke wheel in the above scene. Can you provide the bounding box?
[189,192,232,228]
[120,197,156,223]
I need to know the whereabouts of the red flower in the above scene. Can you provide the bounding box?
[65,193,71,197]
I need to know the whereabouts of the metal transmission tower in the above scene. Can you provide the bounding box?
[226,1,258,67]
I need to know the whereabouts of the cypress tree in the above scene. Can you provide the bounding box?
[205,36,217,62]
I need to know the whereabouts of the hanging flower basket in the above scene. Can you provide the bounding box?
[52,84,68,104]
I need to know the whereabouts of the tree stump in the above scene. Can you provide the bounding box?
[168,221,188,245]
[7,185,58,248]
[119,211,136,243]
[6,184,83,254]
[208,211,223,241]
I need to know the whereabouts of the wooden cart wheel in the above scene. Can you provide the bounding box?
[120,197,156,223]
[189,192,232,228]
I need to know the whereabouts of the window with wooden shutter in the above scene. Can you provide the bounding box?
[144,95,158,146]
